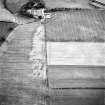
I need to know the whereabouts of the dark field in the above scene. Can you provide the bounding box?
[0,22,17,46]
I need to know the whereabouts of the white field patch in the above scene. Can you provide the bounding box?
[29,26,47,79]
[47,42,105,66]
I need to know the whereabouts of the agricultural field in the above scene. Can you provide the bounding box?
[6,0,92,14]
[0,22,47,105]
[0,0,105,105]
[45,9,105,42]
[44,0,91,9]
